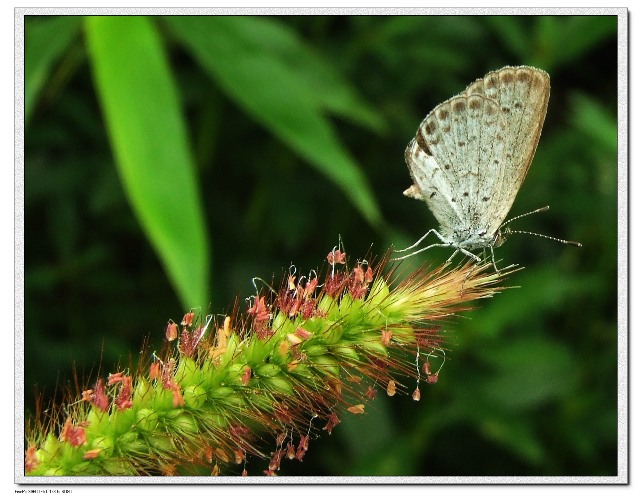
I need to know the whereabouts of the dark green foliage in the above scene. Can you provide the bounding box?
[23,14,618,477]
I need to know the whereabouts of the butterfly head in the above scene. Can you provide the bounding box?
[492,229,507,248]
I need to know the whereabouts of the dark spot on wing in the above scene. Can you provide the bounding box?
[469,97,482,110]
[501,72,514,84]
[531,72,547,89]
[516,69,532,83]
[425,120,437,135]
[423,120,440,145]
[415,132,429,152]
[485,76,498,89]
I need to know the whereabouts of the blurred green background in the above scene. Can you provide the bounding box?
[23,15,618,476]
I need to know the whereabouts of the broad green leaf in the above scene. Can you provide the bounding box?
[536,16,617,69]
[25,16,83,123]
[570,93,617,155]
[484,16,532,60]
[164,16,383,229]
[84,16,209,309]
[445,381,549,466]
[461,266,590,339]
[480,338,577,410]
[212,16,387,133]
[479,416,545,465]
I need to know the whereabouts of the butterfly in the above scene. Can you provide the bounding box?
[399,65,580,271]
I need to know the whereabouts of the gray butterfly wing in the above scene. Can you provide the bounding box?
[404,138,462,239]
[461,66,550,225]
[405,94,508,244]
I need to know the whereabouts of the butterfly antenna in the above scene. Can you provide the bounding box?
[503,228,582,247]
[501,206,581,247]
[500,206,550,228]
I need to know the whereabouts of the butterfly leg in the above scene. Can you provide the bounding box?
[445,249,459,263]
[446,247,481,263]
[391,242,454,261]
[444,248,483,294]
[489,245,500,274]
[394,229,448,253]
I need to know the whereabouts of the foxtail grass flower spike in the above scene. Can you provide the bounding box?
[25,249,516,476]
